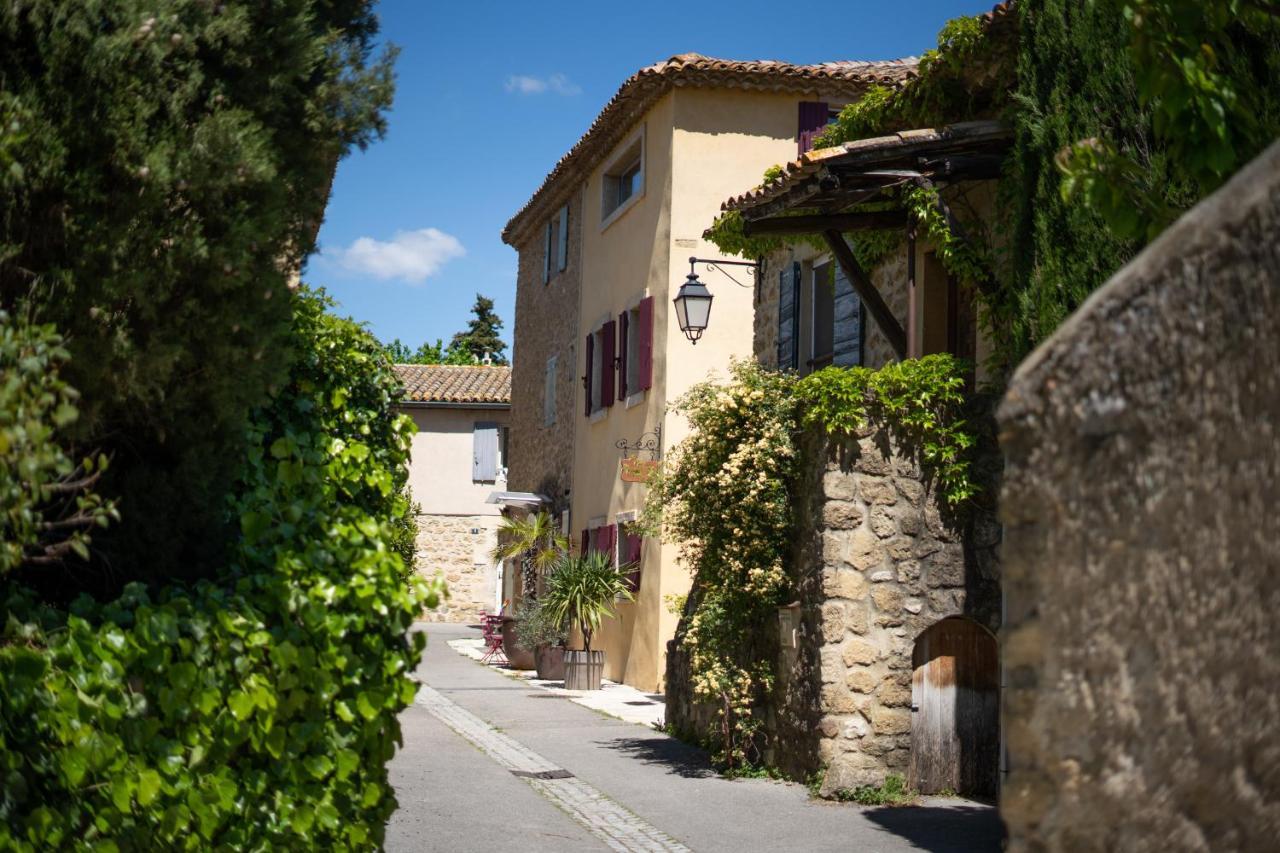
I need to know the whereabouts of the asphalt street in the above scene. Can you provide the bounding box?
[386,623,1003,852]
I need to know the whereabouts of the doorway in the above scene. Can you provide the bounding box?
[909,616,999,796]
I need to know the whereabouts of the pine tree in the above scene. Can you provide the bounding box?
[449,294,509,365]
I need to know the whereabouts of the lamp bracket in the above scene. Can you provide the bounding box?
[615,424,662,461]
[688,256,760,289]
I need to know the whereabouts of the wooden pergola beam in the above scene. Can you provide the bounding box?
[822,230,908,361]
[742,210,908,237]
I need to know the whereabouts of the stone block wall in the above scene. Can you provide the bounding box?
[792,428,1001,795]
[414,514,500,624]
[998,142,1280,851]
[507,188,582,509]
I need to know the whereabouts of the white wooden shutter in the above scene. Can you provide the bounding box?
[472,422,499,482]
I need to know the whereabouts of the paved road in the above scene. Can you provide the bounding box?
[387,623,1003,852]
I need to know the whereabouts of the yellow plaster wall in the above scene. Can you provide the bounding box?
[570,86,825,692]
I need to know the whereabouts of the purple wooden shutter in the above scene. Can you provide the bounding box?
[603,524,617,566]
[638,296,654,390]
[580,529,589,555]
[618,310,630,401]
[584,333,594,416]
[601,320,616,407]
[624,531,642,592]
[797,101,829,156]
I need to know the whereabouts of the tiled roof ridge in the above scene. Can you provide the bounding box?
[500,53,921,246]
[393,363,512,405]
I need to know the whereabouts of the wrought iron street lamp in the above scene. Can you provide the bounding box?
[673,256,759,345]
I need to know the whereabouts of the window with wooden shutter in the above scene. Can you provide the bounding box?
[637,295,654,390]
[472,421,499,482]
[580,529,589,555]
[622,528,642,592]
[584,333,594,416]
[543,221,553,284]
[618,309,630,401]
[832,262,865,366]
[601,320,616,408]
[777,267,795,369]
[797,101,830,155]
[557,205,569,272]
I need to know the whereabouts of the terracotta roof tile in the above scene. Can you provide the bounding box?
[501,53,919,245]
[394,364,511,405]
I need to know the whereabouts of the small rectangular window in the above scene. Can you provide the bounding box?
[602,133,644,223]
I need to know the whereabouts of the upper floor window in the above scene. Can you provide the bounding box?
[543,204,569,283]
[472,421,509,483]
[601,130,644,226]
[797,101,842,156]
[583,296,653,417]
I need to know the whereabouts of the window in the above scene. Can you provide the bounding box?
[793,257,863,376]
[583,320,615,417]
[617,296,654,403]
[811,261,835,369]
[472,422,500,482]
[601,132,644,224]
[543,355,557,426]
[543,204,569,284]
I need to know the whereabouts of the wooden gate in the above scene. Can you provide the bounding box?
[909,617,999,795]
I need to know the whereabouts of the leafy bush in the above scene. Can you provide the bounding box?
[0,290,431,849]
[833,773,917,806]
[0,0,396,587]
[0,312,117,575]
[513,597,568,650]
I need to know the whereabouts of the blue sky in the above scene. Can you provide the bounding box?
[309,0,996,355]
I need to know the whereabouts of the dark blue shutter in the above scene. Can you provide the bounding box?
[473,421,499,481]
[777,263,801,369]
[832,263,864,367]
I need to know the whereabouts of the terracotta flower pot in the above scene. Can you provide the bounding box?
[534,644,566,680]
[563,650,605,690]
[500,617,535,670]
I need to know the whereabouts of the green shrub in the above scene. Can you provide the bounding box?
[0,290,430,850]
[834,773,917,806]
[514,597,569,650]
[0,0,396,586]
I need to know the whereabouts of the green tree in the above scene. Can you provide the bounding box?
[383,336,474,365]
[0,0,395,591]
[450,294,508,365]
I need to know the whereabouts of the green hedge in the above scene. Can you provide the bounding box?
[0,290,428,850]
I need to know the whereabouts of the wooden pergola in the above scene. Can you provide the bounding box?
[723,120,1011,360]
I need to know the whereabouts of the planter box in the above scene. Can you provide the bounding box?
[535,645,566,681]
[564,650,605,691]
[500,618,536,670]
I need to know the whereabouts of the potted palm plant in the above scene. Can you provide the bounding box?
[491,511,567,670]
[541,551,635,690]
[514,598,569,680]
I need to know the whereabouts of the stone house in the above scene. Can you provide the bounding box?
[662,119,1009,797]
[501,52,919,693]
[394,364,511,623]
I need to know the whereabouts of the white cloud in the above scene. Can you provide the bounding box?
[505,73,581,96]
[331,228,465,284]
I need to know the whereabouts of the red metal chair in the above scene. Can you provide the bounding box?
[480,612,506,665]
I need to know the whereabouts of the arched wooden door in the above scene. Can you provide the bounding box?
[909,617,999,796]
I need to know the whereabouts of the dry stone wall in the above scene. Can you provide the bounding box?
[998,142,1280,851]
[507,189,582,509]
[414,514,500,624]
[788,428,1001,795]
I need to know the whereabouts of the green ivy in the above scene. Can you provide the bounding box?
[647,355,976,768]
[0,290,436,850]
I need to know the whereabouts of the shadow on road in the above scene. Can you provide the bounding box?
[862,803,1005,852]
[595,735,718,779]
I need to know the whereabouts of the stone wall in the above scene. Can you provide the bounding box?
[414,514,500,624]
[794,427,1001,794]
[665,421,1002,794]
[998,142,1280,851]
[507,188,582,510]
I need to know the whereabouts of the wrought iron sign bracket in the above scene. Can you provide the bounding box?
[615,425,662,461]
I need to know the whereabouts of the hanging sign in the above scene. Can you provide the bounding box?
[620,457,661,483]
